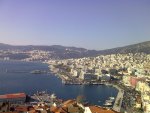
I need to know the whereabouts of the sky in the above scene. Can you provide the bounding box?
[0,0,150,50]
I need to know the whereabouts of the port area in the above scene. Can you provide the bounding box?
[51,70,125,112]
[55,73,105,85]
[57,74,125,112]
[112,85,124,112]
[30,91,62,105]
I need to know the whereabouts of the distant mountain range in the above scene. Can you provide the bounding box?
[98,41,150,55]
[0,41,150,60]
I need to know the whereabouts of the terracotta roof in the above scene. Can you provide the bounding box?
[0,93,26,99]
[89,106,119,113]
[50,106,68,113]
[62,100,76,107]
[68,106,79,113]
[4,111,19,113]
[28,110,37,113]
[15,106,28,112]
[15,106,34,112]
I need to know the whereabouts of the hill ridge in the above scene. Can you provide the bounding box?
[0,41,150,59]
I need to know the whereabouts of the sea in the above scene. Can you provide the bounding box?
[0,60,118,106]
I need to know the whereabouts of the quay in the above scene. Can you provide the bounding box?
[112,85,124,112]
[63,82,104,85]
[50,69,125,112]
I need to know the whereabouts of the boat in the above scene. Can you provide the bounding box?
[103,101,112,106]
[30,70,42,74]
[31,91,56,102]
[109,97,115,100]
[50,93,56,99]
[105,99,113,103]
[103,97,114,106]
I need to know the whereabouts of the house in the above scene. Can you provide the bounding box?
[0,93,26,104]
[84,106,119,113]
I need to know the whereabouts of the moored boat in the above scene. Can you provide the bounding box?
[103,101,112,106]
[109,97,115,100]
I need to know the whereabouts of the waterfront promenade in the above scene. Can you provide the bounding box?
[112,85,124,112]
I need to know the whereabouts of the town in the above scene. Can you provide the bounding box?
[1,0,150,112]
[0,91,119,113]
[0,49,150,113]
[47,53,150,113]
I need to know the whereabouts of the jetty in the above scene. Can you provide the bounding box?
[112,85,124,112]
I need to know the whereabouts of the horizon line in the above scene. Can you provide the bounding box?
[0,40,150,51]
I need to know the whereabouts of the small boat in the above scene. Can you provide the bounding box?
[109,97,115,100]
[103,101,112,106]
[50,93,56,99]
[106,99,113,103]
[30,70,42,74]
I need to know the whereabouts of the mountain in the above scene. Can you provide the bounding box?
[0,43,99,59]
[98,41,150,55]
[0,41,150,60]
[0,43,13,49]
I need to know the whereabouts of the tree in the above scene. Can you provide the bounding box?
[109,69,118,75]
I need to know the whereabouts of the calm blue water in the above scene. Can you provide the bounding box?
[0,60,118,106]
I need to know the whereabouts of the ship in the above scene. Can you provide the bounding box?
[30,70,42,74]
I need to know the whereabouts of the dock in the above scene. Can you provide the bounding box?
[112,85,124,112]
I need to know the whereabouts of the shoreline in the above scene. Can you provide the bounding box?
[47,63,124,112]
[0,60,121,110]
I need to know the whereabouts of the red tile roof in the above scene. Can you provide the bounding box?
[2,112,19,113]
[62,99,76,107]
[0,93,26,99]
[50,106,68,113]
[89,106,120,113]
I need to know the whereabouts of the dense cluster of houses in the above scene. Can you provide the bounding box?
[0,93,119,113]
[48,53,150,113]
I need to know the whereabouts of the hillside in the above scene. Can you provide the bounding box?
[98,41,150,55]
[0,41,150,60]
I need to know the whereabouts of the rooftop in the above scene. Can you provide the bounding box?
[89,106,119,113]
[0,93,26,99]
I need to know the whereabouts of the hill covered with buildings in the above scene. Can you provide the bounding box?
[0,41,150,60]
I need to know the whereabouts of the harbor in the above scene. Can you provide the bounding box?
[51,69,124,111]
[0,60,118,107]
[48,63,124,111]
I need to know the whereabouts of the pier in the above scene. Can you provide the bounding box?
[112,85,124,112]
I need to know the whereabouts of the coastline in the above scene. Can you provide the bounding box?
[47,63,124,112]
[0,60,120,109]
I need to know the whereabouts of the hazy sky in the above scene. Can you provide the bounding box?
[0,0,150,50]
